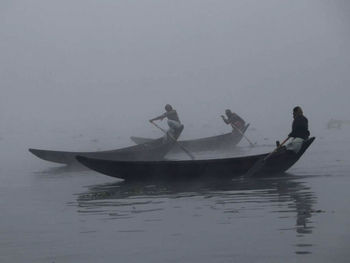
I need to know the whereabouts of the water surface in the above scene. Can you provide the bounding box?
[1,131,350,263]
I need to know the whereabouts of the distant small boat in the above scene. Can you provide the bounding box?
[76,137,315,182]
[326,119,350,129]
[29,132,182,165]
[131,124,250,153]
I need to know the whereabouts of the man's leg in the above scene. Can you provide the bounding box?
[167,120,183,139]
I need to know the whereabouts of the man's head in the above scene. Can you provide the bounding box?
[225,109,232,116]
[165,104,173,112]
[293,106,303,118]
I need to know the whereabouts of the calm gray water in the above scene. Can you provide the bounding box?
[1,130,350,263]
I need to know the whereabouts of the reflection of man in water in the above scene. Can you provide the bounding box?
[150,104,184,142]
[286,106,310,153]
[221,109,245,131]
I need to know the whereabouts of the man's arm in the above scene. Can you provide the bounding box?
[288,120,295,137]
[221,115,230,124]
[150,113,166,122]
[288,118,303,137]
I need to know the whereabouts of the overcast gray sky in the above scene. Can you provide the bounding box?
[1,0,350,145]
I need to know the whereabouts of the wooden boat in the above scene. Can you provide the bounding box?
[76,137,315,181]
[29,130,183,165]
[131,124,250,153]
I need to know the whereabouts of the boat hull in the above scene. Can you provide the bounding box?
[76,137,315,181]
[131,124,250,153]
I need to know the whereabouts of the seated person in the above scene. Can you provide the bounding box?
[285,106,310,153]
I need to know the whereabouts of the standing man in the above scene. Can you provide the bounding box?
[286,106,310,153]
[150,104,184,141]
[221,109,246,131]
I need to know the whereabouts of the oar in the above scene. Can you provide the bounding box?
[244,137,290,177]
[230,123,256,147]
[150,121,195,160]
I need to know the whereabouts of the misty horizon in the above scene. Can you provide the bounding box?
[1,0,350,152]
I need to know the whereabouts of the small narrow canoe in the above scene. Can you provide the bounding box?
[131,124,250,153]
[76,137,315,182]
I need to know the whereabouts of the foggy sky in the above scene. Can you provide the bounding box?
[1,0,350,149]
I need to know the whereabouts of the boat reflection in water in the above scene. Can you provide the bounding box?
[76,174,317,255]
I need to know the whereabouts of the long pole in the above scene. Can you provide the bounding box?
[150,121,195,160]
[230,123,256,147]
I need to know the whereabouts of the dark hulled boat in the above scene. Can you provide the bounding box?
[76,137,315,182]
[29,130,183,165]
[131,124,250,153]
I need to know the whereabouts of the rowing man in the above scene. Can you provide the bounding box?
[285,106,310,153]
[150,104,184,141]
[221,109,245,131]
